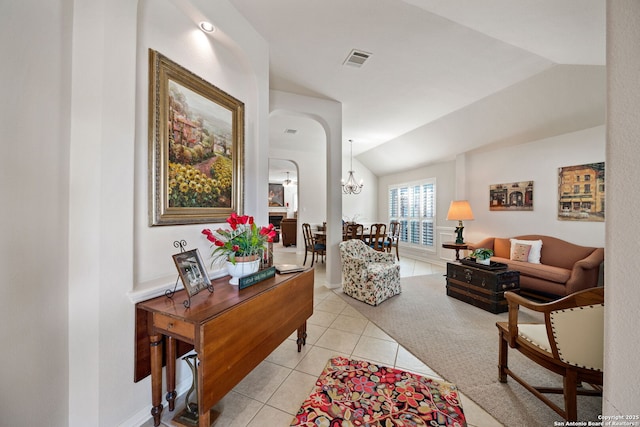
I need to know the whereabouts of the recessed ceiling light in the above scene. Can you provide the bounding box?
[199,21,215,33]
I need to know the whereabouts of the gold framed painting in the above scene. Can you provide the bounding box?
[149,49,244,226]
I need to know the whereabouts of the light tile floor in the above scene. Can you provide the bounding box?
[148,242,503,427]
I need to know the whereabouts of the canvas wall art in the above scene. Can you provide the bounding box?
[558,162,605,221]
[268,183,284,207]
[489,181,534,211]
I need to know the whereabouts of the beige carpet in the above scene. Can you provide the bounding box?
[336,274,602,427]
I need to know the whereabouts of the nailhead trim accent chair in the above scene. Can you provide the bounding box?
[339,239,401,306]
[496,287,604,421]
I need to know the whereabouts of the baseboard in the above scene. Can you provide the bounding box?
[117,377,193,427]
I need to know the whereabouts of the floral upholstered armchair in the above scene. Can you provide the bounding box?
[339,239,401,306]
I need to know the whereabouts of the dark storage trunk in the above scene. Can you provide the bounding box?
[446,262,520,313]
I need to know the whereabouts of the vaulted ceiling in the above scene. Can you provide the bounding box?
[229,0,606,178]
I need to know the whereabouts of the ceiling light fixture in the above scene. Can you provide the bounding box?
[199,21,215,33]
[283,171,292,187]
[342,140,364,195]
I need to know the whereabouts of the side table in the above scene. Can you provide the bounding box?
[442,242,468,261]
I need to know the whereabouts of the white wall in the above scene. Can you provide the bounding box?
[133,0,268,291]
[269,90,345,286]
[0,1,71,425]
[342,156,378,224]
[66,0,268,425]
[465,125,606,248]
[604,0,640,415]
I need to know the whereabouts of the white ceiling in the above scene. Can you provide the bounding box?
[228,0,606,177]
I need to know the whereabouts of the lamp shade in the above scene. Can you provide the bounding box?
[446,200,474,221]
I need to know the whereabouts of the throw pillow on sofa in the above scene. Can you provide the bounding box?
[511,243,531,262]
[510,239,543,263]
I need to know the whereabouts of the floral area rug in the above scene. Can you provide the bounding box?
[290,357,467,427]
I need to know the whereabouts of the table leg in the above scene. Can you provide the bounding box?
[149,334,163,426]
[454,248,461,261]
[166,336,177,411]
[296,322,307,352]
[198,405,211,427]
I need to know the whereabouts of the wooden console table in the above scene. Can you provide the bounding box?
[134,269,314,427]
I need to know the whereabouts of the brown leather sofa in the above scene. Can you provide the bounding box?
[468,235,604,299]
[280,218,297,247]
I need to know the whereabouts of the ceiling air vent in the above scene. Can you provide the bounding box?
[343,49,372,68]
[284,128,297,135]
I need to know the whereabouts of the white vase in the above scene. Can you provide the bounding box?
[477,258,491,265]
[226,259,260,285]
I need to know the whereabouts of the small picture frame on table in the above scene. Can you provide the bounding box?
[172,249,211,297]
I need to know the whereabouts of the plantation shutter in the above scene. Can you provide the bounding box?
[388,180,436,248]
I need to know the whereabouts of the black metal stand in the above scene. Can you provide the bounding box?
[166,240,214,308]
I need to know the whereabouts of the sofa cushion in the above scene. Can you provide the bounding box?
[493,257,572,284]
[510,238,542,264]
[494,238,511,258]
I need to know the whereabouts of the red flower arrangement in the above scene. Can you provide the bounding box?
[202,213,276,265]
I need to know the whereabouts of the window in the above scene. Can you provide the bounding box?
[584,184,591,194]
[389,180,436,248]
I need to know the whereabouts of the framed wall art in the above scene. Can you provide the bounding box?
[268,183,285,207]
[489,181,533,211]
[149,49,245,225]
[172,249,211,297]
[558,162,605,222]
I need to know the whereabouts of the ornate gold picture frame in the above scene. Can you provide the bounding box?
[149,49,244,226]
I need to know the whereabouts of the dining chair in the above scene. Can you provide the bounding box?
[302,223,326,267]
[344,223,364,241]
[367,223,387,251]
[386,221,400,260]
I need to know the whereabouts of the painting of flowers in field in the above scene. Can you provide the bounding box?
[149,49,244,225]
[167,81,233,208]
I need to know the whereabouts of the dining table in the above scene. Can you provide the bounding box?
[314,228,373,242]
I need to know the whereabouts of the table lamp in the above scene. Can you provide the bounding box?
[446,200,474,244]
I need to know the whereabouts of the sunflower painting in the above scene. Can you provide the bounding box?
[149,49,244,225]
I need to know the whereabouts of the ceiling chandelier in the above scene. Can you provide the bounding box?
[283,171,292,187]
[342,140,364,195]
